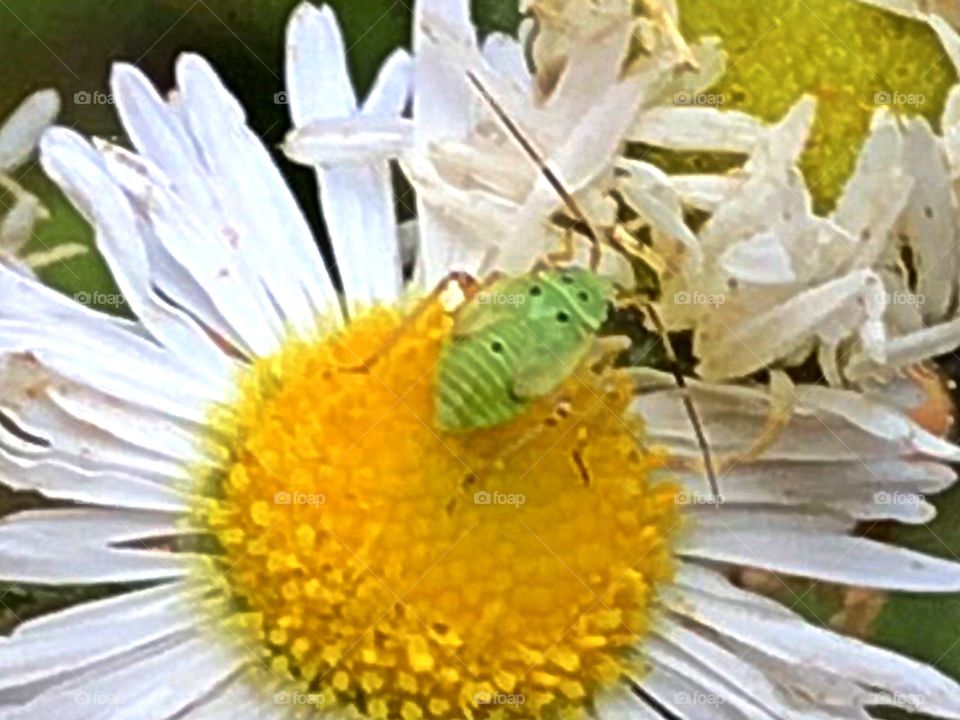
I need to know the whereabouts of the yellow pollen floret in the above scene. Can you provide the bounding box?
[193,303,679,719]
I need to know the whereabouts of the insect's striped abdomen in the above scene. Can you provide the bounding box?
[434,267,615,432]
[435,321,530,432]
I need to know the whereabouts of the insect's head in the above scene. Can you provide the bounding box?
[549,266,616,330]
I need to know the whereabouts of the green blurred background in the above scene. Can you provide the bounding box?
[0,0,959,712]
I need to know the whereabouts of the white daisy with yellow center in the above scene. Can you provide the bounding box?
[0,2,959,720]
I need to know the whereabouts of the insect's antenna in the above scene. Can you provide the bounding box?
[465,72,602,270]
[643,304,720,502]
[467,68,721,503]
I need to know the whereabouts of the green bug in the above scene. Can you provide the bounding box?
[435,267,614,431]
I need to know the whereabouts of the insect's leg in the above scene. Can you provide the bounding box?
[717,371,794,474]
[638,301,721,504]
[341,271,479,373]
[545,229,578,266]
[570,426,593,487]
[610,224,670,277]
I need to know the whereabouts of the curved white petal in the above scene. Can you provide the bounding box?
[0,582,203,694]
[0,90,59,172]
[286,5,406,307]
[0,509,191,584]
[40,129,236,383]
[667,564,960,718]
[0,630,246,720]
[680,510,960,590]
[174,53,337,332]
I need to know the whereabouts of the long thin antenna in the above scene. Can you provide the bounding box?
[466,69,721,503]
[465,71,602,269]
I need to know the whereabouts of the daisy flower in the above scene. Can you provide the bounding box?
[631,4,960,389]
[0,2,959,720]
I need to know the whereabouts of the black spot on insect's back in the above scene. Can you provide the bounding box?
[561,274,575,285]
[530,285,543,296]
[577,290,590,303]
[490,341,505,354]
[556,311,570,323]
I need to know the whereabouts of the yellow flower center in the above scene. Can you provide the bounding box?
[193,302,678,719]
[654,0,956,212]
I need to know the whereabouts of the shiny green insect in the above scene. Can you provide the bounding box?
[435,267,614,431]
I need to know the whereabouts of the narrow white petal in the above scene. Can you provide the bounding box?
[633,663,748,719]
[896,118,959,322]
[174,54,339,330]
[40,128,237,382]
[632,107,764,153]
[95,139,283,356]
[0,453,189,511]
[285,7,405,306]
[0,582,200,692]
[3,631,246,720]
[668,564,960,718]
[618,161,702,267]
[286,3,356,126]
[848,317,960,380]
[0,319,221,425]
[284,117,413,165]
[181,676,290,720]
[0,90,59,171]
[651,616,850,720]
[680,515,960,590]
[364,48,413,117]
[0,510,192,583]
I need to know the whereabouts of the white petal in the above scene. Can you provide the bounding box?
[632,107,764,153]
[0,509,191,583]
[0,90,59,171]
[650,616,852,720]
[182,676,290,720]
[286,8,405,306]
[680,510,960,590]
[719,232,795,285]
[174,54,339,330]
[831,110,913,269]
[633,663,747,720]
[896,118,959,322]
[0,317,221,425]
[0,454,189,511]
[3,631,246,720]
[668,564,960,718]
[695,270,884,380]
[0,582,200,693]
[95,138,282,356]
[618,160,702,267]
[283,117,413,165]
[848,317,960,380]
[40,128,238,382]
